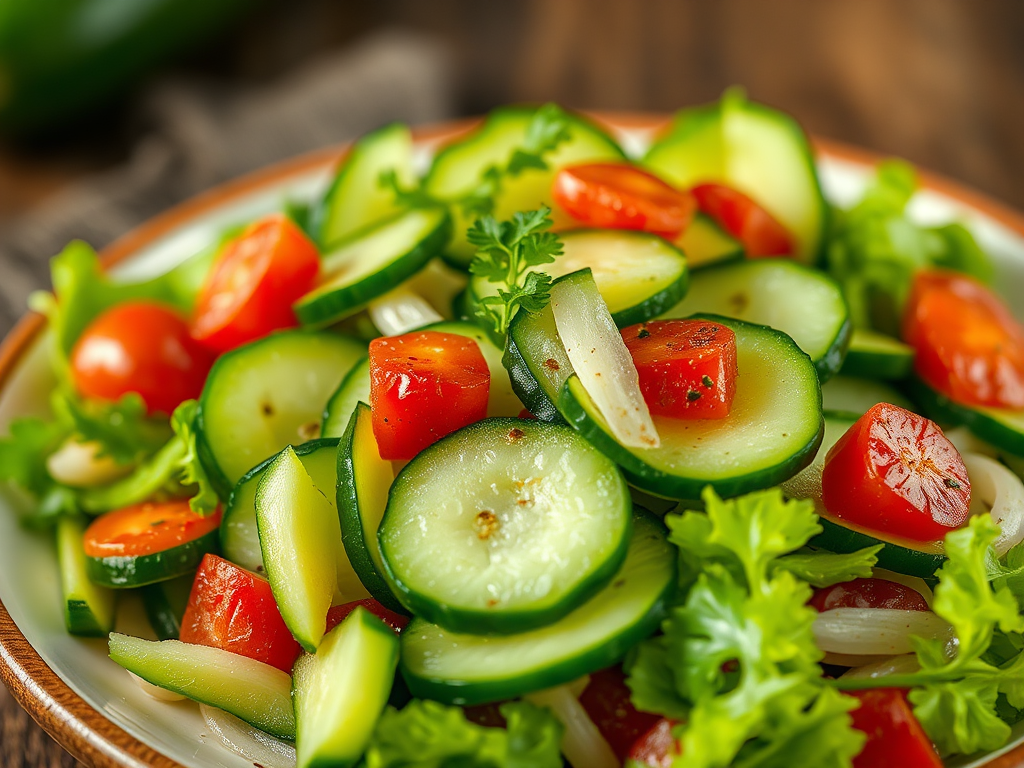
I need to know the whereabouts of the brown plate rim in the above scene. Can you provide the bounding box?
[0,113,1023,768]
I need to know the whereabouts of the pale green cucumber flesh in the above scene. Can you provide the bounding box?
[674,212,743,270]
[322,358,370,439]
[820,374,914,415]
[840,328,915,380]
[57,516,115,637]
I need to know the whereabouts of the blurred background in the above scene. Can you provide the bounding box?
[0,0,1023,763]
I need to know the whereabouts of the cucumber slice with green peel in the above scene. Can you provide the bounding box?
[196,330,365,495]
[503,288,574,423]
[425,105,625,268]
[292,607,399,768]
[674,212,743,270]
[140,574,193,640]
[255,446,340,652]
[336,403,405,613]
[322,358,371,439]
[907,377,1024,457]
[841,328,915,380]
[660,259,851,381]
[400,509,675,705]
[469,229,689,328]
[379,418,632,635]
[108,633,296,740]
[558,314,823,501]
[821,375,914,415]
[294,207,451,327]
[311,122,415,248]
[57,515,116,637]
[644,91,827,263]
[85,529,219,589]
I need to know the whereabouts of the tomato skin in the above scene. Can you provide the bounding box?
[179,554,301,673]
[848,689,943,768]
[622,320,737,419]
[691,183,795,257]
[579,667,665,762]
[627,718,680,768]
[809,577,929,613]
[369,331,490,461]
[821,403,971,543]
[552,163,697,238]
[191,214,320,353]
[83,501,222,558]
[325,598,409,635]
[903,270,1024,409]
[71,302,215,415]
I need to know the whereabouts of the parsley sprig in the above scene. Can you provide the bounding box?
[467,206,562,337]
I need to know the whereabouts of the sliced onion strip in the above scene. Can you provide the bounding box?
[525,684,618,768]
[839,653,922,681]
[200,703,296,768]
[963,452,1024,556]
[368,287,443,336]
[813,608,952,656]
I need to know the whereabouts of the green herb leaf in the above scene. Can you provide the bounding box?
[771,546,881,588]
[170,400,219,516]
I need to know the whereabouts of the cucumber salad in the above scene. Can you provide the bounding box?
[6,89,1024,768]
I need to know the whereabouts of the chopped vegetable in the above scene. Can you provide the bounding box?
[847,689,943,768]
[809,577,929,613]
[691,182,795,257]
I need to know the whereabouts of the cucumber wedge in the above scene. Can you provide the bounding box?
[840,328,915,380]
[400,509,674,705]
[295,207,451,326]
[108,633,296,740]
[312,122,414,248]
[908,377,1024,457]
[821,374,914,415]
[322,358,371,439]
[140,574,193,640]
[292,607,399,768]
[425,105,625,267]
[57,515,115,637]
[196,330,365,495]
[674,212,743,270]
[660,259,851,381]
[379,418,632,635]
[644,91,827,263]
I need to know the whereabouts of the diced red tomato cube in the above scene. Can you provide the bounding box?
[369,330,490,460]
[325,598,409,635]
[622,320,737,419]
[809,577,929,613]
[848,689,943,768]
[579,667,665,762]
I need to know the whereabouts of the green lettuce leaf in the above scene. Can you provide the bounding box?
[52,390,171,465]
[771,546,882,588]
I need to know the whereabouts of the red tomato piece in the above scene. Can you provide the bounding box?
[71,301,215,415]
[809,577,930,613]
[622,320,738,419]
[903,270,1024,410]
[369,330,490,460]
[191,213,320,353]
[579,667,664,762]
[848,689,943,768]
[179,554,301,673]
[552,163,697,238]
[691,183,795,257]
[821,403,971,543]
[627,718,681,768]
[325,598,409,635]
[83,501,221,558]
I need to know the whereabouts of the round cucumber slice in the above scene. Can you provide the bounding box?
[674,212,743,271]
[558,314,823,501]
[820,374,914,415]
[379,418,632,635]
[400,509,675,705]
[908,377,1024,458]
[840,328,915,380]
[321,358,370,440]
[660,259,850,381]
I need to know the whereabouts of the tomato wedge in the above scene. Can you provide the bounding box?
[691,183,795,257]
[325,598,409,635]
[191,213,320,353]
[552,163,697,238]
[848,689,942,768]
[903,270,1024,410]
[180,554,301,672]
[821,403,971,543]
[578,667,664,762]
[83,501,221,559]
[369,330,490,460]
[809,577,929,613]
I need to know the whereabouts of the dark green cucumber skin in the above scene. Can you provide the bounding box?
[86,529,219,589]
[840,340,914,381]
[335,403,408,614]
[812,517,945,578]
[815,316,852,383]
[65,601,113,638]
[502,331,563,423]
[140,575,193,640]
[908,377,1024,456]
[294,209,452,327]
[196,422,232,502]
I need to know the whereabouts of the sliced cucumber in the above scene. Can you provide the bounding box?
[660,259,850,381]
[86,529,218,589]
[312,122,414,248]
[140,574,193,640]
[292,607,399,768]
[295,207,451,327]
[470,229,689,328]
[196,330,365,495]
[644,91,827,263]
[674,212,743,270]
[379,418,631,635]
[821,374,914,415]
[841,328,915,380]
[322,358,370,439]
[503,287,574,423]
[400,509,674,705]
[336,402,404,612]
[108,633,296,740]
[57,515,115,637]
[559,314,823,501]
[908,378,1024,458]
[255,446,340,652]
[425,105,625,267]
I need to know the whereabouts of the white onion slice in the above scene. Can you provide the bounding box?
[525,684,618,768]
[200,703,296,768]
[127,671,186,702]
[822,651,903,668]
[47,438,132,488]
[839,653,922,681]
[813,608,952,656]
[368,287,443,336]
[550,274,659,449]
[963,452,1024,556]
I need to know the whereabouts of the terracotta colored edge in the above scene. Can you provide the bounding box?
[0,115,1022,768]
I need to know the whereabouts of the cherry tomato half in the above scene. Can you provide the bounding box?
[191,213,320,353]
[71,301,214,416]
[83,500,222,559]
[691,183,795,257]
[821,403,971,543]
[848,689,943,768]
[325,598,409,635]
[903,269,1024,409]
[578,667,664,762]
[809,577,929,613]
[552,163,697,239]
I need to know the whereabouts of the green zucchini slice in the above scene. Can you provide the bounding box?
[840,328,915,380]
[57,515,116,637]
